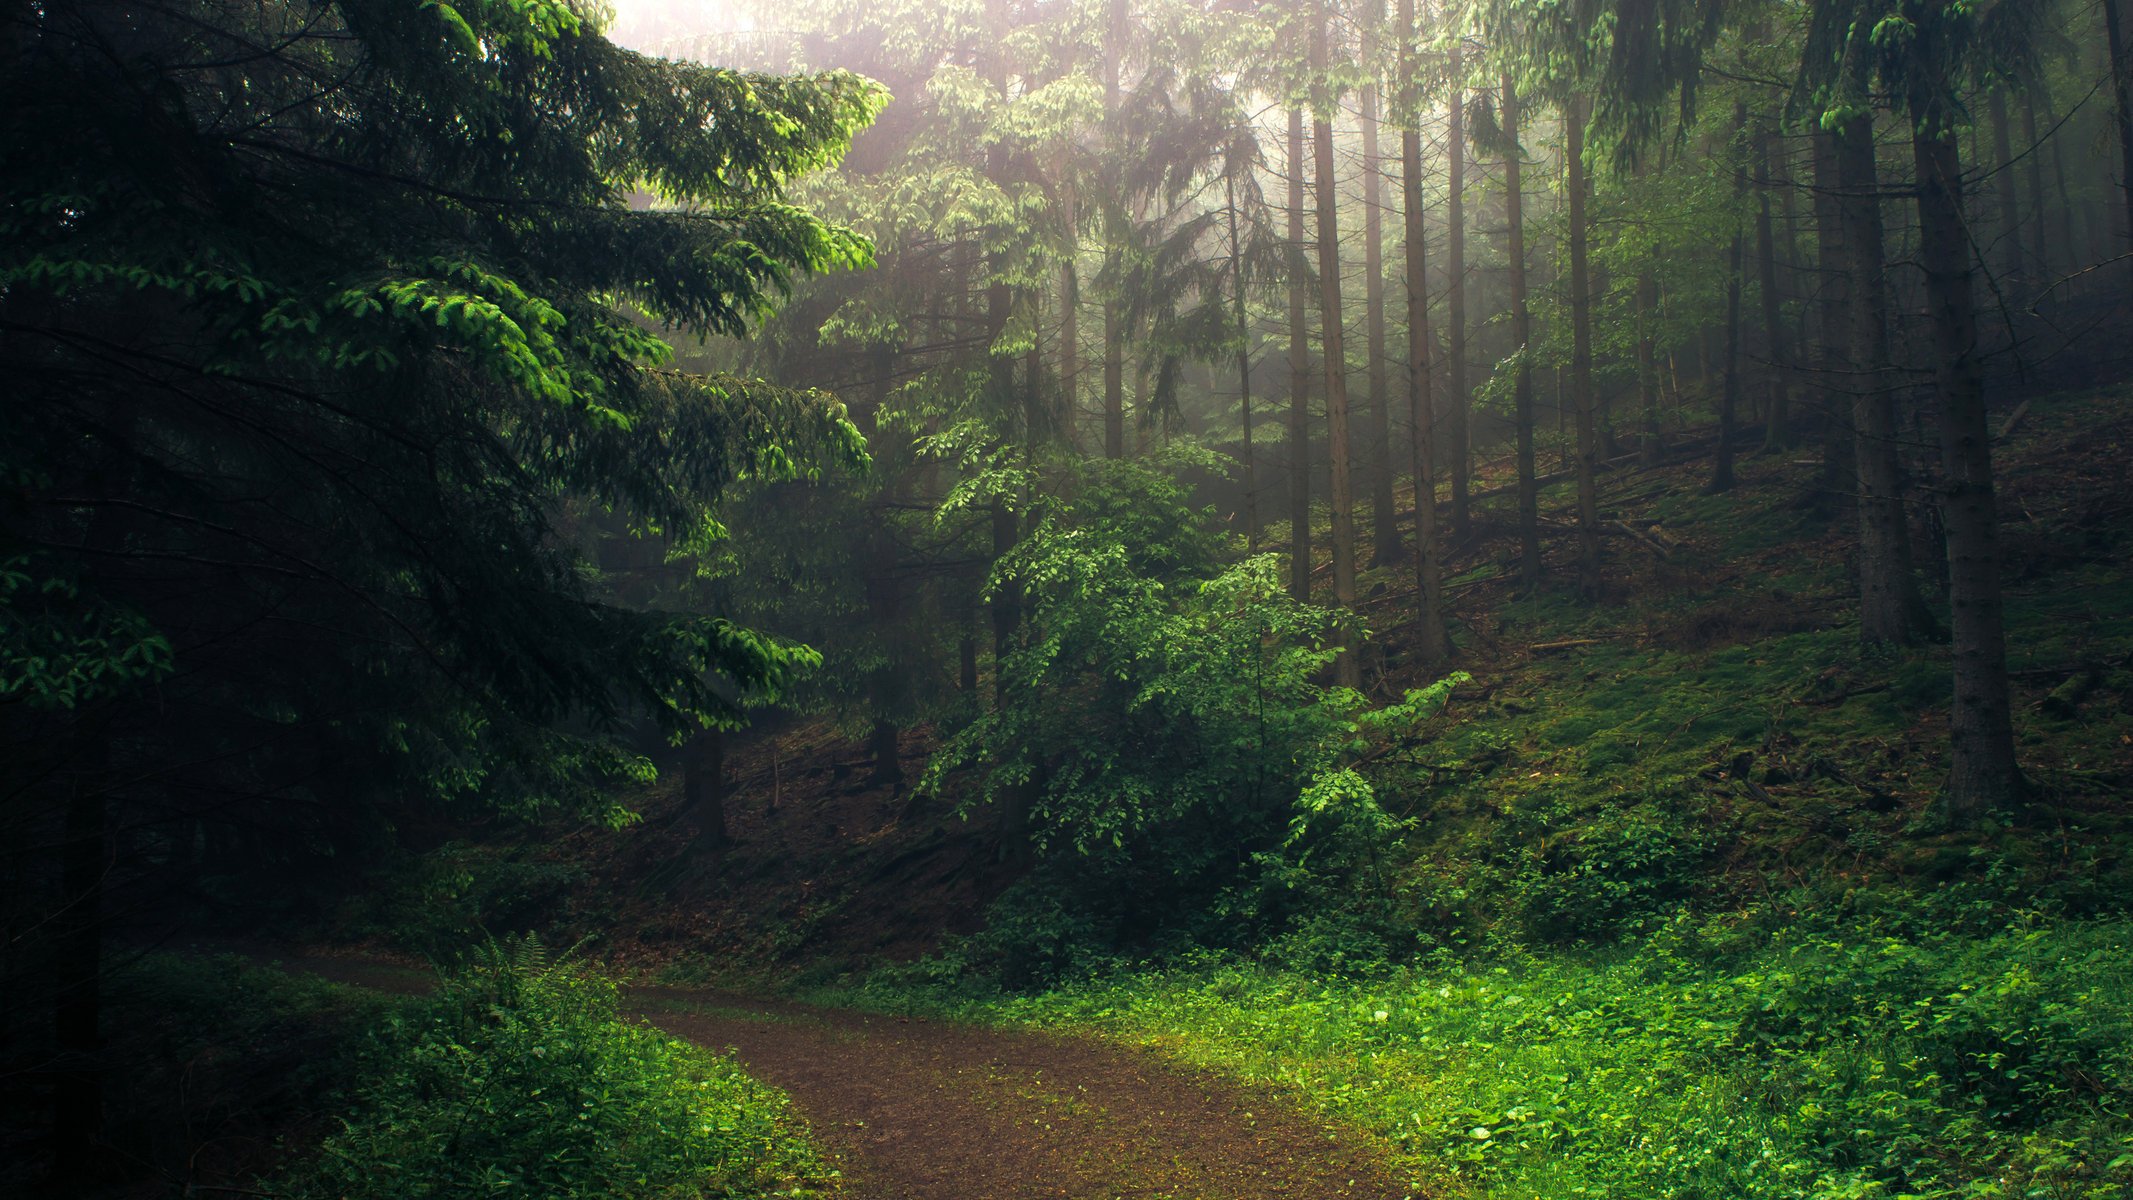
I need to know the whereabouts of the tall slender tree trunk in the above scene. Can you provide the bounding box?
[1227,173,1259,548]
[1566,95,1601,596]
[1809,127,1856,515]
[1637,264,1661,463]
[2019,98,2051,281]
[1706,107,1744,495]
[1445,55,1472,541]
[1399,0,1448,662]
[1316,7,1361,688]
[1103,0,1126,458]
[2105,0,2133,295]
[682,728,728,845]
[1060,174,1081,450]
[1287,107,1314,602]
[1503,76,1541,592]
[1912,95,2023,819]
[1837,111,1932,643]
[1755,128,1793,451]
[1987,90,2024,285]
[1361,10,1399,566]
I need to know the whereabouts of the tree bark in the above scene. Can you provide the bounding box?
[1836,111,1932,643]
[1287,107,1314,602]
[1227,173,1258,548]
[1445,54,1472,540]
[1399,0,1449,662]
[1706,107,1744,496]
[1809,126,1856,514]
[1361,10,1399,567]
[1755,127,1793,452]
[2106,0,2133,296]
[1566,96,1600,596]
[1316,6,1361,688]
[1503,76,1541,591]
[1102,0,1127,458]
[681,728,727,847]
[1912,97,2023,819]
[2019,97,2051,281]
[1987,89,2024,285]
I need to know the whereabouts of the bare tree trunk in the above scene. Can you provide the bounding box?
[2019,97,2051,281]
[1706,106,1744,495]
[1287,107,1314,602]
[1227,174,1258,548]
[1836,111,1932,643]
[1316,6,1361,688]
[2106,0,2133,296]
[1809,127,1856,514]
[1103,0,1126,458]
[1566,95,1601,596]
[1399,0,1448,662]
[1637,265,1661,463]
[1755,127,1793,452]
[682,728,727,847]
[1912,96,2023,820]
[1445,54,1472,541]
[1361,11,1399,567]
[1987,89,2024,285]
[1504,76,1541,591]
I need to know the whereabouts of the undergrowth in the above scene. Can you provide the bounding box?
[847,899,2133,1199]
[275,939,834,1200]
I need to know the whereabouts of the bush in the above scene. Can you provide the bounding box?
[277,939,832,1200]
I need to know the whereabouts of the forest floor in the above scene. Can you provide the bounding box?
[263,952,1416,1200]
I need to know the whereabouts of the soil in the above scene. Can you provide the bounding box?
[639,993,1416,1200]
[267,955,1415,1200]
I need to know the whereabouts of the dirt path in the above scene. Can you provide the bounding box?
[260,954,1414,1199]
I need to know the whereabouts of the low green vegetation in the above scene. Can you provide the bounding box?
[854,902,2133,1199]
[275,940,834,1200]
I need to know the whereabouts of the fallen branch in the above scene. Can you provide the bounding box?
[1530,637,1610,653]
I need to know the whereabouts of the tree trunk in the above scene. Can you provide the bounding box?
[1836,111,1932,644]
[1637,265,1661,463]
[2019,97,2051,281]
[1227,174,1258,548]
[2105,0,2133,296]
[1315,7,1361,688]
[1287,107,1314,602]
[681,728,727,847]
[1809,126,1856,515]
[1399,0,1448,662]
[1103,0,1127,458]
[1912,98,2023,819]
[1361,15,1399,567]
[1706,109,1743,496]
[1987,89,2024,285]
[1504,76,1541,591]
[1755,127,1793,452]
[1445,55,1472,541]
[1563,97,1600,596]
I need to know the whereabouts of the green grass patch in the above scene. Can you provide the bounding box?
[853,907,2133,1200]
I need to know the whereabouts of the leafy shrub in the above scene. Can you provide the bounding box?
[1510,801,1708,941]
[277,939,832,1200]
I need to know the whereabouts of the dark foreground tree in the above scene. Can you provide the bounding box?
[0,0,880,1182]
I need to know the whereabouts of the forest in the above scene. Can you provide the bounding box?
[3,0,2131,1195]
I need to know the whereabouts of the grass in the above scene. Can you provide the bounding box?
[844,905,2133,1200]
